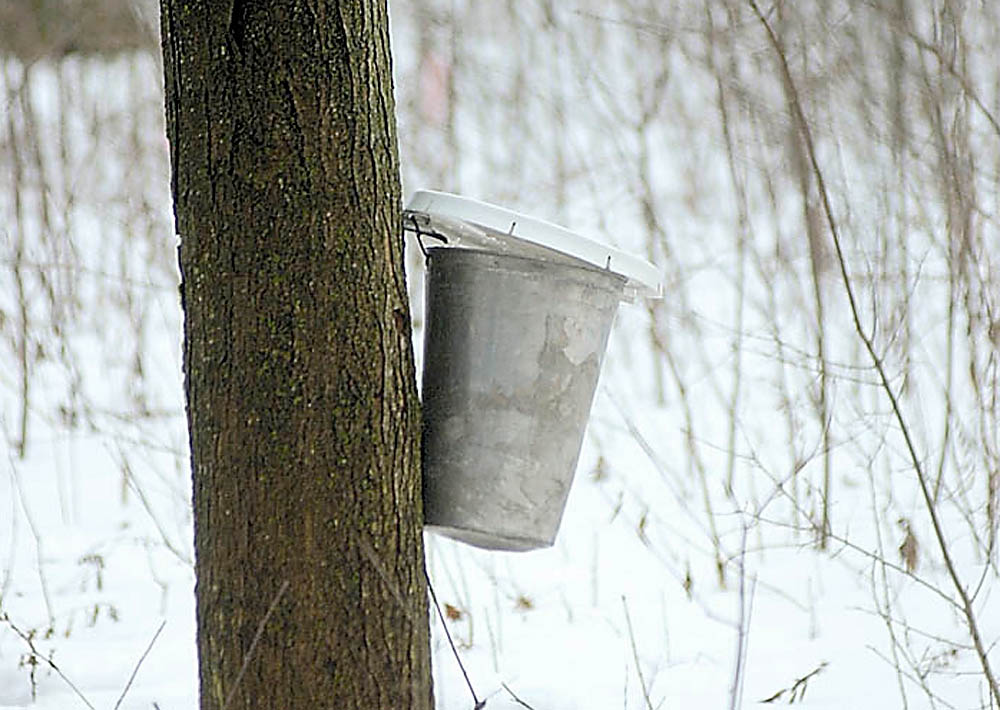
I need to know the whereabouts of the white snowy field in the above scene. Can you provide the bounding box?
[3,3,1000,709]
[3,301,997,710]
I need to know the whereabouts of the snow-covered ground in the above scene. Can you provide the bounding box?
[3,3,1000,708]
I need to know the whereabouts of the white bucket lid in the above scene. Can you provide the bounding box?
[404,190,663,299]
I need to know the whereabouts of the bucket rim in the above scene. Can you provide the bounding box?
[405,190,663,299]
[424,244,628,291]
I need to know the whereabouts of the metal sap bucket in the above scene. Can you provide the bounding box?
[406,191,661,551]
[421,247,625,550]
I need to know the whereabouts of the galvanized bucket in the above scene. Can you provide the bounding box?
[420,246,625,551]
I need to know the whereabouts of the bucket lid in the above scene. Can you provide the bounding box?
[404,190,663,299]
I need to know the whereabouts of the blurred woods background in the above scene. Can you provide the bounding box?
[2,0,999,706]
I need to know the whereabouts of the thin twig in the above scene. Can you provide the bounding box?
[705,2,750,506]
[113,620,166,710]
[221,579,290,710]
[752,509,958,611]
[114,445,191,566]
[5,66,31,461]
[622,596,655,710]
[760,661,828,704]
[501,681,537,710]
[883,9,1000,143]
[7,454,54,624]
[1,613,96,710]
[866,455,911,710]
[729,523,756,710]
[426,570,484,709]
[866,645,960,710]
[1,467,17,603]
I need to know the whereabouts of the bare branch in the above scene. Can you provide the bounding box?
[748,2,1000,704]
[113,620,166,710]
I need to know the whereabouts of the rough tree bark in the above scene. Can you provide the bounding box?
[159,1,432,708]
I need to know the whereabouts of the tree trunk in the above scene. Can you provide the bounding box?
[159,2,432,708]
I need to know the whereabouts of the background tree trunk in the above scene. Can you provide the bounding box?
[0,0,158,60]
[159,2,432,708]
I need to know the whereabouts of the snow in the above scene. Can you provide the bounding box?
[3,3,1000,709]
